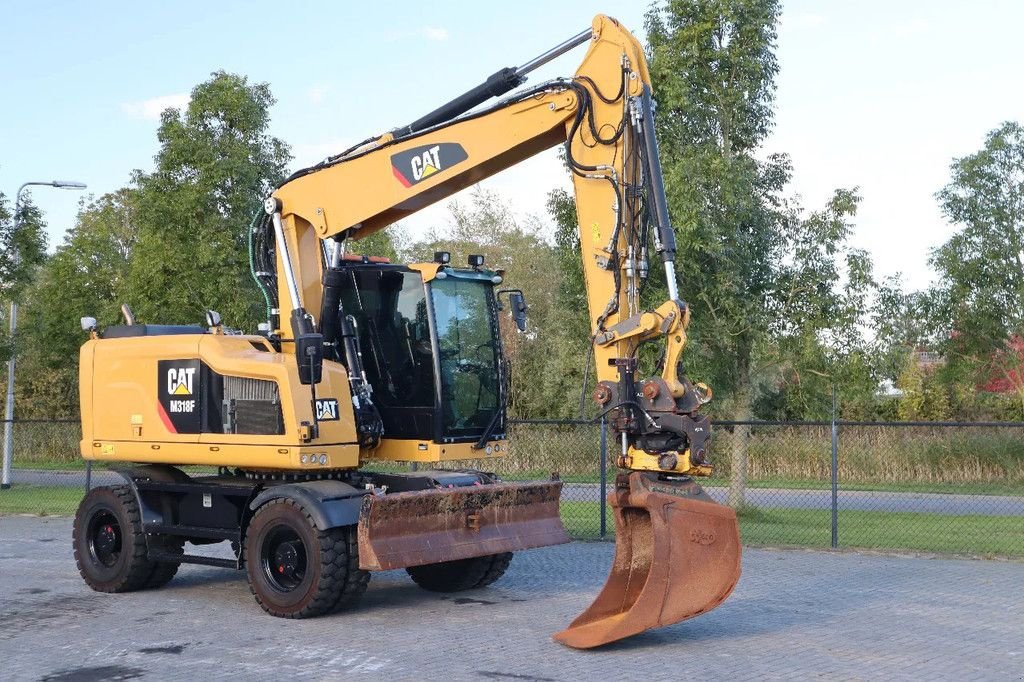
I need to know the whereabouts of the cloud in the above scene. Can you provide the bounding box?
[420,26,449,41]
[120,93,190,120]
[308,84,330,105]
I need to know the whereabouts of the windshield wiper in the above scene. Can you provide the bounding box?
[472,359,507,450]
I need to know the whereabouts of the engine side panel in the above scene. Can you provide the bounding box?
[80,334,361,469]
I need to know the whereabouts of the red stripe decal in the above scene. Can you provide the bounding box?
[157,402,177,434]
[392,164,412,188]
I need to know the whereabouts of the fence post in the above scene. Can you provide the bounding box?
[85,459,92,493]
[831,384,839,549]
[599,418,607,539]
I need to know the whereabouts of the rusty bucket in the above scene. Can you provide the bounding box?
[553,471,741,649]
[358,480,570,571]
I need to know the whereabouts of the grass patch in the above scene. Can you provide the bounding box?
[559,501,1024,557]
[0,485,83,516]
[498,471,1024,496]
[4,486,1020,558]
[12,463,1023,497]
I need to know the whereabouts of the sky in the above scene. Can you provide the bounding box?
[2,0,1022,292]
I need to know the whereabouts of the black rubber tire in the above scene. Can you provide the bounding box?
[406,552,513,593]
[244,498,369,618]
[74,485,169,593]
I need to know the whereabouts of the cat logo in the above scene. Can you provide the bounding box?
[412,145,442,181]
[391,142,468,188]
[315,398,340,421]
[167,367,196,396]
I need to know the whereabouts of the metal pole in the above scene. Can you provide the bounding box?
[1,187,25,490]
[1,301,15,488]
[599,418,608,538]
[831,384,839,549]
[84,459,92,492]
[2,181,86,490]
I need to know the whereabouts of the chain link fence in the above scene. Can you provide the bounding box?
[2,418,1023,557]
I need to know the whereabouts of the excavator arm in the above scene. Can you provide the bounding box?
[255,14,740,648]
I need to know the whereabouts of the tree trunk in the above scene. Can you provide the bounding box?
[728,354,752,509]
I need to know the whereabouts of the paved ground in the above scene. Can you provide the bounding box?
[13,468,1024,516]
[1,516,1021,681]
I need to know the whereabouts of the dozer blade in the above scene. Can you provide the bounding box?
[358,480,570,570]
[553,471,741,649]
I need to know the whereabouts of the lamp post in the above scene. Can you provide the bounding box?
[2,180,87,489]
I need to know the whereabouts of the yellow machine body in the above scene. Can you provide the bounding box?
[79,332,504,469]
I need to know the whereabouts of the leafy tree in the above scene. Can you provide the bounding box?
[895,351,951,421]
[14,191,139,415]
[0,192,47,302]
[124,72,290,331]
[647,0,877,504]
[524,188,596,420]
[0,190,47,371]
[351,224,406,264]
[931,121,1024,413]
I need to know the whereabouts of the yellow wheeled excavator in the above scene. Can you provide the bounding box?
[73,14,741,648]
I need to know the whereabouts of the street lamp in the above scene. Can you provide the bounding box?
[2,180,87,489]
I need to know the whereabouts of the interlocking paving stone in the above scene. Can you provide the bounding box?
[1,515,1021,680]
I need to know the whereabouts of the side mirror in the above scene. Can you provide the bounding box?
[290,309,323,385]
[80,316,97,332]
[509,291,527,332]
[202,309,221,329]
[497,289,528,332]
[295,333,324,385]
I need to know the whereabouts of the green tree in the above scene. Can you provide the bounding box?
[647,0,877,504]
[544,189,593,418]
[0,190,47,366]
[351,225,406,264]
[15,190,139,415]
[931,121,1024,413]
[125,71,290,330]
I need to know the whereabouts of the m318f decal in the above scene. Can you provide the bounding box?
[157,359,202,433]
[391,143,468,187]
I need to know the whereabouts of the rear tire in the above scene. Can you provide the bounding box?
[74,485,177,592]
[406,552,513,593]
[244,498,369,618]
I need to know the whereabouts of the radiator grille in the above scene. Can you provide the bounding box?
[224,376,279,403]
[223,376,283,435]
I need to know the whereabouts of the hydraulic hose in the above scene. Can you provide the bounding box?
[247,209,273,321]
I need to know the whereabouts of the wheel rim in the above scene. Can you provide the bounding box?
[261,524,308,592]
[87,508,122,568]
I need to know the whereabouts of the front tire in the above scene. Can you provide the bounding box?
[244,498,369,618]
[73,485,177,592]
[406,552,513,593]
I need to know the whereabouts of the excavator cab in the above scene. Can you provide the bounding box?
[318,255,507,449]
